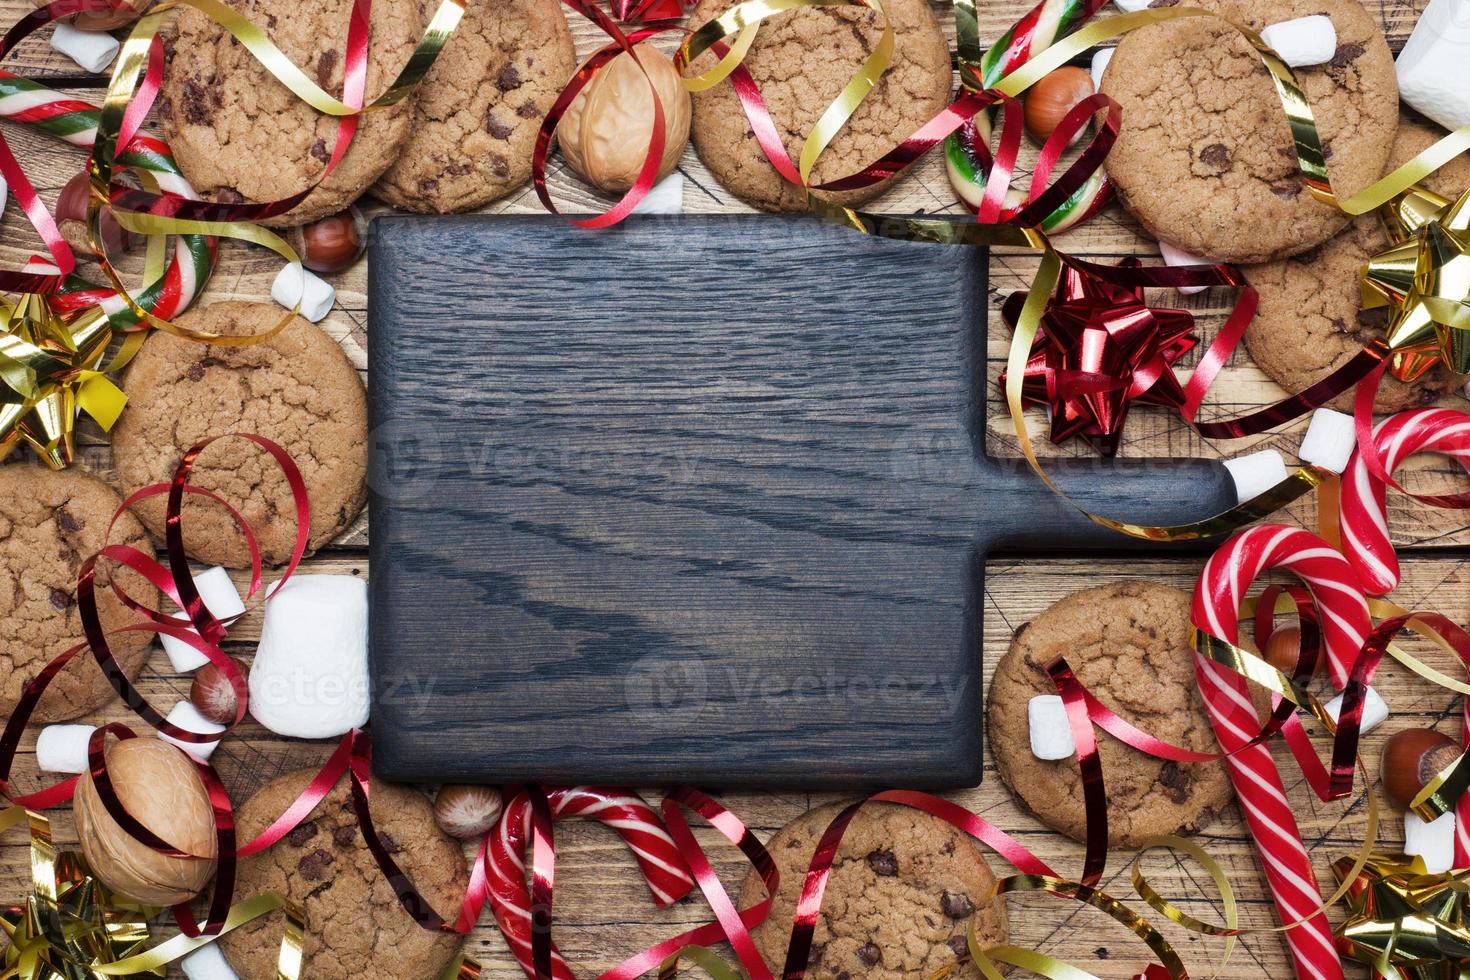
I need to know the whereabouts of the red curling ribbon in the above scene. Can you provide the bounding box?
[235,733,356,856]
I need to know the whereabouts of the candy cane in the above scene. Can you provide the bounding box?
[1339,408,1470,597]
[488,787,695,980]
[1193,525,1371,980]
[0,70,215,326]
[944,0,1112,230]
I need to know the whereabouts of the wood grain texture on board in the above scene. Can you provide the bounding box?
[0,0,1461,975]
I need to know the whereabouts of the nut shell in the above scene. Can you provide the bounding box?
[433,784,501,840]
[1382,728,1461,811]
[557,43,691,193]
[75,738,218,905]
[1023,66,1094,144]
[190,658,243,725]
[1262,626,1301,673]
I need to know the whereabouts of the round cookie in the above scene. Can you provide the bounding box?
[1245,118,1470,411]
[218,769,467,979]
[1100,0,1397,263]
[159,0,423,227]
[371,0,575,212]
[736,802,1007,978]
[0,466,157,723]
[111,303,367,568]
[987,581,1234,848]
[687,0,952,212]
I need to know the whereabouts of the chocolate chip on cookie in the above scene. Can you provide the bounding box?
[987,581,1234,848]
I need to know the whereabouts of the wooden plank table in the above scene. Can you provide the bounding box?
[0,0,1464,976]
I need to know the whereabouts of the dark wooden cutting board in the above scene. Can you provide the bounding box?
[365,214,1236,789]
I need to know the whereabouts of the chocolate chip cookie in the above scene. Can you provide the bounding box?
[988,581,1233,848]
[218,769,467,979]
[371,0,575,212]
[687,0,952,212]
[736,802,1007,978]
[160,0,423,226]
[0,466,157,722]
[1100,0,1397,263]
[110,303,367,568]
[1244,118,1470,411]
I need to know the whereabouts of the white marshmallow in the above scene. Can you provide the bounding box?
[1299,408,1358,474]
[1259,16,1338,69]
[1028,694,1076,761]
[160,566,246,673]
[632,173,684,215]
[50,22,119,74]
[181,942,239,980]
[1158,240,1211,295]
[249,575,369,739]
[1323,685,1389,734]
[158,701,225,762]
[1224,449,1289,504]
[0,175,8,222]
[35,724,96,773]
[1090,48,1114,90]
[1111,0,1152,11]
[1404,810,1457,873]
[1397,0,1470,133]
[270,264,336,323]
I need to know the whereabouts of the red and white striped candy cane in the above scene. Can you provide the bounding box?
[488,786,694,979]
[1340,408,1470,597]
[1338,408,1470,863]
[1193,525,1371,980]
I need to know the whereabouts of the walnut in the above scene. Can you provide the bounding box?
[556,43,691,193]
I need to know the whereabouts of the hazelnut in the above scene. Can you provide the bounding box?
[190,657,244,725]
[55,171,133,259]
[1023,66,1095,144]
[1263,626,1302,674]
[1382,728,1462,810]
[289,206,366,274]
[74,738,218,905]
[556,43,691,193]
[433,784,501,840]
[32,0,147,31]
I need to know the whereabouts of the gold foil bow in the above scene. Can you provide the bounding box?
[1333,851,1470,980]
[1362,185,1470,381]
[0,294,126,470]
[0,807,155,980]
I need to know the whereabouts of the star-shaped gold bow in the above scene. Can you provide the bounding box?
[1332,852,1470,980]
[0,294,127,469]
[0,808,154,980]
[1362,186,1470,382]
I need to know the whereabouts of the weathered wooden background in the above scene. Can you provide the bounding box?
[0,0,1462,976]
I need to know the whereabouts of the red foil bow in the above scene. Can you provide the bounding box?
[1000,257,1197,455]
